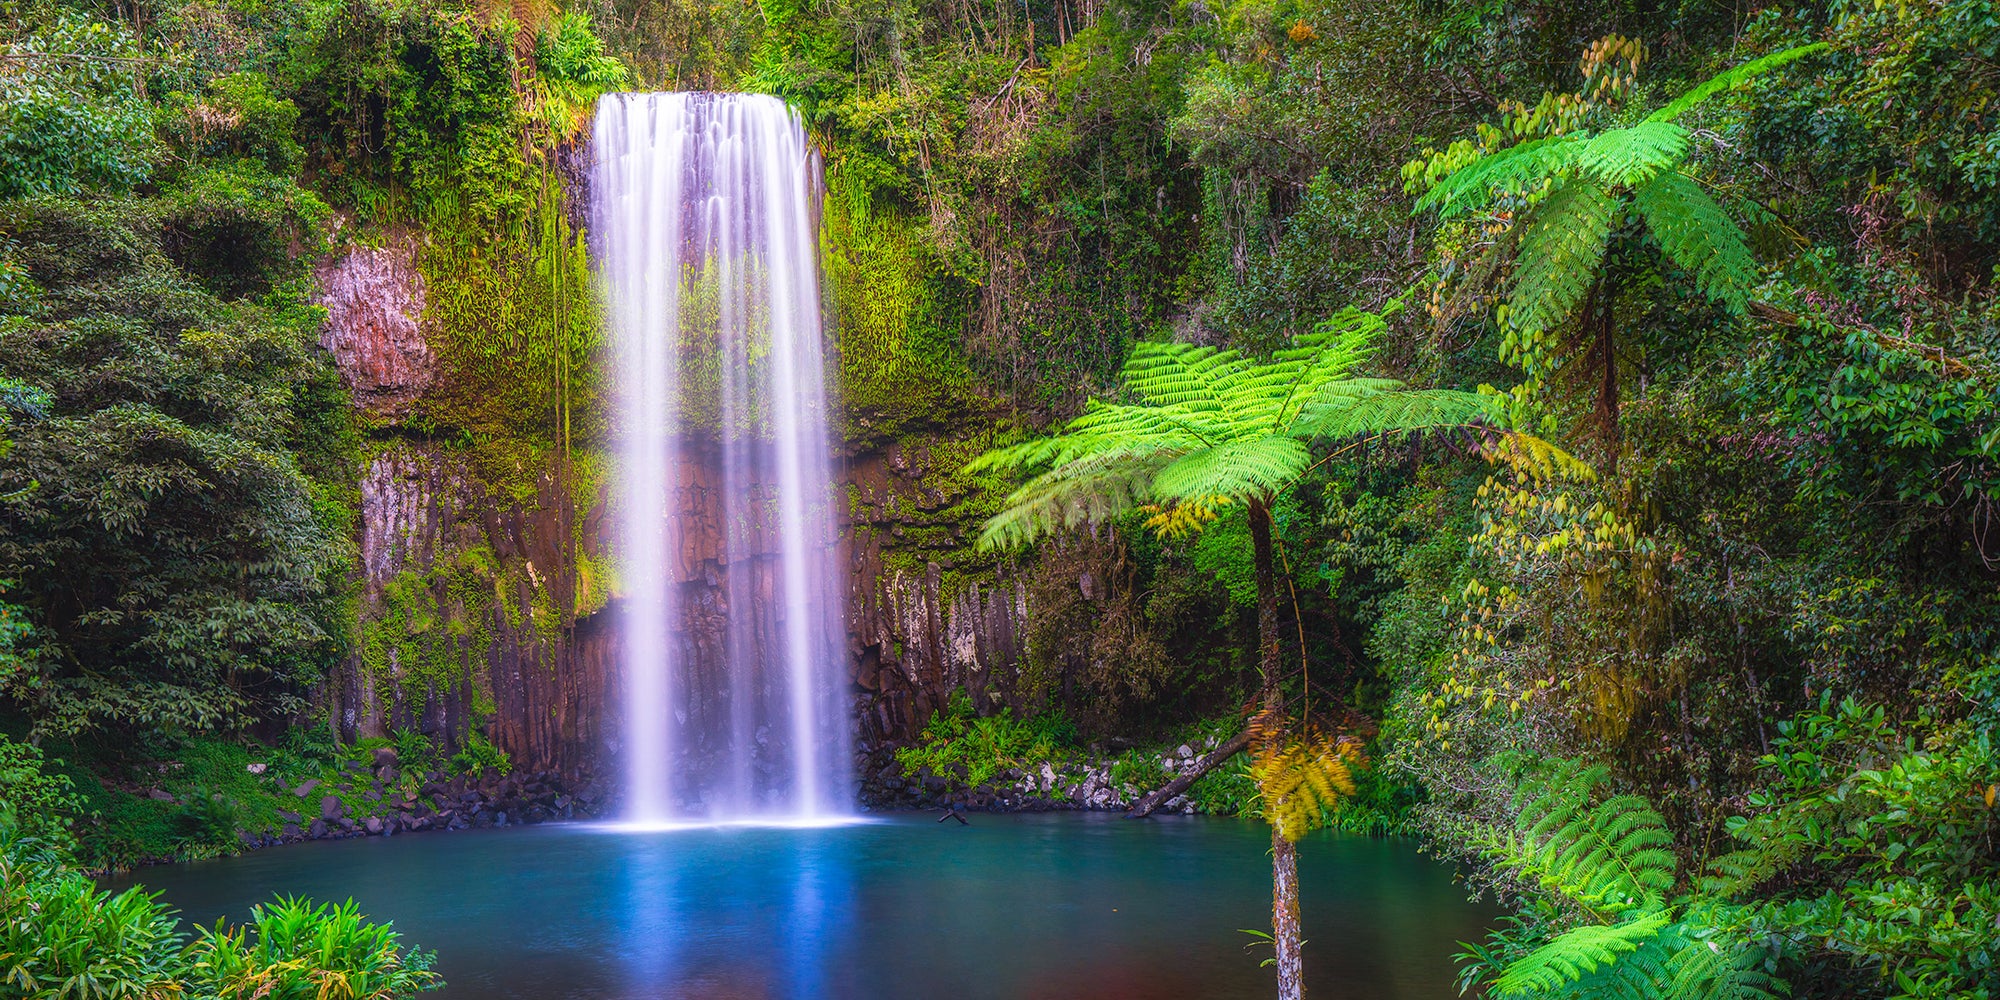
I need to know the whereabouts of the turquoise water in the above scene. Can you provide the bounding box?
[110,812,1492,999]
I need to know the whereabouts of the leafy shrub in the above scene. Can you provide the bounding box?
[895,690,1078,789]
[185,896,441,1000]
[392,728,444,775]
[0,735,84,852]
[450,730,510,779]
[0,16,156,198]
[1108,749,1171,794]
[1,816,441,999]
[0,828,186,1000]
[160,71,306,176]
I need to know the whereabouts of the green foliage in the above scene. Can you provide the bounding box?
[894,690,1078,790]
[1740,313,1998,509]
[449,730,510,779]
[0,827,186,1000]
[968,298,1493,550]
[1,816,440,1000]
[1486,757,1676,919]
[0,198,355,739]
[1715,694,2000,999]
[0,16,157,198]
[0,735,85,854]
[185,896,441,999]
[1461,758,1788,1000]
[160,72,306,177]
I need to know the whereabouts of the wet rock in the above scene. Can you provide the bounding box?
[308,819,328,838]
[364,816,384,835]
[315,236,432,418]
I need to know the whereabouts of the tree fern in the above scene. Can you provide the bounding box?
[1406,40,1823,450]
[968,297,1494,552]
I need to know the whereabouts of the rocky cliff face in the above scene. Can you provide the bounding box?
[315,236,1047,795]
[330,440,615,783]
[841,436,1033,747]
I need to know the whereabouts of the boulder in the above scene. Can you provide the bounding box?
[319,795,345,821]
[293,778,321,798]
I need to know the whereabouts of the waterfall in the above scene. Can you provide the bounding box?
[593,92,848,824]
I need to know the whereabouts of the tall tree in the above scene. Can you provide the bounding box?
[969,299,1492,999]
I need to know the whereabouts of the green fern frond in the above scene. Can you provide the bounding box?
[1491,912,1673,997]
[975,445,1181,550]
[1664,924,1790,1000]
[1491,758,1676,915]
[1508,179,1618,336]
[1645,43,1830,124]
[1574,121,1688,188]
[1151,437,1310,504]
[1631,171,1755,314]
[1414,135,1580,219]
[1295,386,1497,441]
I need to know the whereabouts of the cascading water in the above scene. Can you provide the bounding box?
[593,92,849,825]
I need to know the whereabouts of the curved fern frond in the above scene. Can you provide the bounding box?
[1251,724,1366,842]
[1414,135,1581,219]
[1508,178,1618,336]
[1491,912,1674,997]
[1631,171,1755,314]
[1151,437,1309,505]
[1645,43,1830,124]
[1575,121,1688,188]
[1489,758,1677,916]
[975,445,1182,550]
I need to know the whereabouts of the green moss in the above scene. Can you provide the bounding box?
[822,160,977,441]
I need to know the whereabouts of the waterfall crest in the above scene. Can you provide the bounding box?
[593,92,848,824]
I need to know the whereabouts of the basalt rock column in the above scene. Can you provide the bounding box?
[594,92,848,822]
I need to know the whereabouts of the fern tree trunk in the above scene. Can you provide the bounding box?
[1248,497,1305,1000]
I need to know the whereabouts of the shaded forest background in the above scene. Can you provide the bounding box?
[1,0,1996,995]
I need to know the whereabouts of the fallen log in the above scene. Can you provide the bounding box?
[1125,727,1253,818]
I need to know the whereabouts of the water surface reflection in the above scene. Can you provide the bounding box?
[109,813,1493,999]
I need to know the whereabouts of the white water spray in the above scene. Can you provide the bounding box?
[594,92,848,824]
